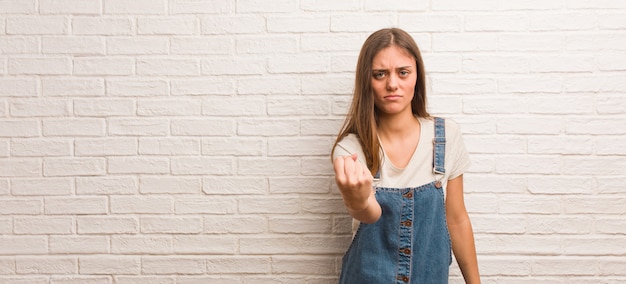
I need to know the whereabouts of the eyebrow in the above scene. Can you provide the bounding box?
[372,66,414,71]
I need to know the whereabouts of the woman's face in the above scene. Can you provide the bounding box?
[370,45,417,116]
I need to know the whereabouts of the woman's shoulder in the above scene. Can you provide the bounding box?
[419,116,462,135]
[333,133,365,161]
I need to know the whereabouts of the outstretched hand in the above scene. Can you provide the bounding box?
[333,153,374,212]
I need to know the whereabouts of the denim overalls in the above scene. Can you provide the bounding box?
[339,117,451,284]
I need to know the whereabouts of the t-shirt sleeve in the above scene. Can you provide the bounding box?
[445,119,471,180]
[331,134,367,166]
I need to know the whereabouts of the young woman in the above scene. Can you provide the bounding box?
[332,28,480,283]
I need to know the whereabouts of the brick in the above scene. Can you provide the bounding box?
[46,196,107,214]
[108,118,169,136]
[239,197,300,214]
[0,159,40,177]
[472,216,525,234]
[49,236,109,254]
[73,57,134,75]
[7,16,68,35]
[72,17,134,35]
[497,117,562,134]
[111,236,172,254]
[40,0,100,14]
[566,34,626,51]
[301,157,334,176]
[596,217,626,234]
[202,97,265,116]
[0,257,14,273]
[562,237,626,255]
[79,256,141,274]
[111,196,172,214]
[495,155,561,174]
[238,119,299,137]
[43,158,106,177]
[202,137,263,156]
[301,0,360,11]
[565,75,626,93]
[137,59,200,76]
[0,277,48,284]
[173,236,237,254]
[464,135,525,154]
[268,98,329,116]
[598,53,626,71]
[43,118,105,137]
[267,54,329,74]
[16,257,77,274]
[267,15,329,33]
[9,57,71,75]
[10,99,71,117]
[14,217,73,235]
[106,79,168,97]
[74,98,135,117]
[528,136,592,155]
[270,217,331,234]
[106,37,169,55]
[108,157,169,174]
[42,78,105,97]
[140,217,202,234]
[477,235,561,255]
[202,15,265,34]
[564,197,626,214]
[525,216,592,234]
[139,138,200,155]
[528,176,594,195]
[269,177,331,194]
[50,276,112,284]
[202,57,265,75]
[74,138,137,156]
[0,119,41,138]
[0,78,38,97]
[115,276,176,284]
[206,256,270,273]
[141,257,205,274]
[11,139,71,157]
[301,75,353,94]
[170,0,233,14]
[597,137,626,155]
[531,13,596,31]
[171,157,233,175]
[104,0,166,14]
[498,33,564,51]
[171,36,233,55]
[76,176,138,195]
[203,215,267,234]
[77,217,138,234]
[268,137,332,156]
[273,255,336,274]
[11,178,72,195]
[429,76,497,95]
[0,218,10,234]
[465,14,529,31]
[433,33,497,51]
[171,119,235,136]
[175,196,237,214]
[597,177,626,194]
[137,98,202,116]
[463,56,529,73]
[566,118,626,135]
[237,76,300,95]
[237,35,296,54]
[0,0,36,13]
[0,236,47,255]
[202,177,267,195]
[0,37,39,54]
[0,198,42,215]
[237,158,300,175]
[330,13,395,32]
[527,95,594,114]
[600,13,626,30]
[138,17,197,35]
[171,78,235,96]
[140,177,201,194]
[42,36,105,55]
[239,236,350,254]
[400,14,461,32]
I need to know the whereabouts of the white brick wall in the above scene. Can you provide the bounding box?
[0,0,624,283]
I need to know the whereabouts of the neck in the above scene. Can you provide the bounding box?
[377,111,420,138]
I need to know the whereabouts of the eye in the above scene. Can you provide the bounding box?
[373,71,386,79]
[399,70,410,77]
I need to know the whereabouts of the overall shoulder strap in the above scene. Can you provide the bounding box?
[433,117,446,175]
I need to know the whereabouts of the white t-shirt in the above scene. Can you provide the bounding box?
[332,117,471,191]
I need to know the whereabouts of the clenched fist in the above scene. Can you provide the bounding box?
[333,153,375,213]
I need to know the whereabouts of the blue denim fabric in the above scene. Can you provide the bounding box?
[339,118,451,284]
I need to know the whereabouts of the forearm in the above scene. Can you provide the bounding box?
[448,218,480,283]
[344,190,381,224]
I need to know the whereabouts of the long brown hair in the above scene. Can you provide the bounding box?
[331,28,429,175]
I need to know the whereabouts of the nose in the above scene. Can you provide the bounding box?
[386,73,398,91]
